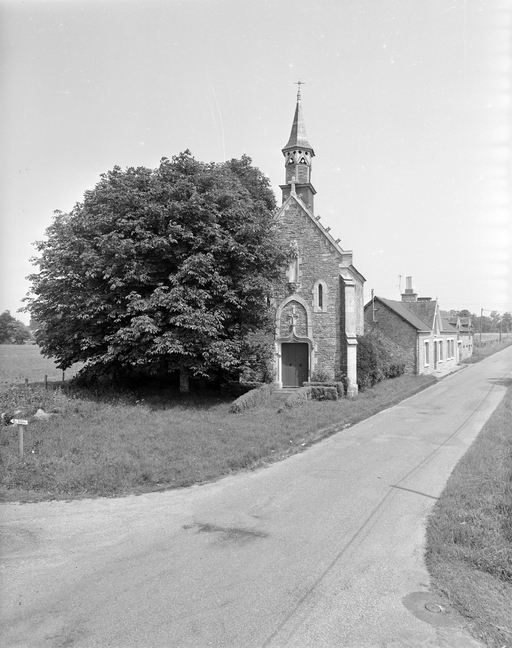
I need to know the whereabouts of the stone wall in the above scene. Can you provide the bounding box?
[364,302,418,373]
[275,200,347,379]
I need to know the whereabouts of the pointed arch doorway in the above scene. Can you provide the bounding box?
[281,343,309,387]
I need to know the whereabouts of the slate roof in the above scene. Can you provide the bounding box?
[444,313,473,333]
[282,96,314,154]
[404,300,437,329]
[376,297,432,331]
[372,297,459,334]
[441,318,458,333]
[459,317,472,332]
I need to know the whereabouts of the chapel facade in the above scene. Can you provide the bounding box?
[273,88,365,396]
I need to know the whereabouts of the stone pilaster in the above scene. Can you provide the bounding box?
[340,270,358,397]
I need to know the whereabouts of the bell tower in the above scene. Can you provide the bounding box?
[280,81,317,212]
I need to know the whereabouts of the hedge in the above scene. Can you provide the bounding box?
[304,381,344,398]
[229,383,274,413]
[357,333,405,390]
[310,385,338,401]
[278,386,311,412]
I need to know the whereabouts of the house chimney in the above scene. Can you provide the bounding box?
[401,275,418,302]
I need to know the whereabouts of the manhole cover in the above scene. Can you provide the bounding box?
[402,592,457,628]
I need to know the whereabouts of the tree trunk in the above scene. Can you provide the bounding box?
[179,367,190,394]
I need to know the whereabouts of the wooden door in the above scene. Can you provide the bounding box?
[282,343,308,387]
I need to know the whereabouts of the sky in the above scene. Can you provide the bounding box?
[1,0,511,325]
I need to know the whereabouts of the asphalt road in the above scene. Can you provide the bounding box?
[2,347,512,648]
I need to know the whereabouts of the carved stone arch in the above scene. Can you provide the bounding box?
[312,279,328,313]
[275,295,313,339]
[274,295,316,389]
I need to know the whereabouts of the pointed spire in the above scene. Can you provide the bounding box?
[282,82,314,154]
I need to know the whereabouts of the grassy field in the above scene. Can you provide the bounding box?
[0,344,84,388]
[0,354,436,501]
[425,384,512,648]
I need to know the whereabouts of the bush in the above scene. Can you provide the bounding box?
[229,384,274,413]
[311,368,333,382]
[304,381,344,398]
[310,386,338,401]
[335,370,348,395]
[357,334,405,390]
[278,386,311,412]
[386,363,405,379]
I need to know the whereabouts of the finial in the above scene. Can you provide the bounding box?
[294,79,305,99]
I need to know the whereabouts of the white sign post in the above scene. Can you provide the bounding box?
[13,419,28,460]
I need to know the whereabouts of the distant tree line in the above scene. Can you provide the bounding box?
[0,311,31,344]
[449,309,512,334]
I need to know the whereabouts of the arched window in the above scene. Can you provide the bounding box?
[287,240,300,285]
[312,280,328,312]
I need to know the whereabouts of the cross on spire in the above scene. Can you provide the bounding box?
[294,79,305,99]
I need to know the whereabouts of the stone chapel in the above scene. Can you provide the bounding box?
[273,88,365,396]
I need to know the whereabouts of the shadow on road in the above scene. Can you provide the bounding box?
[488,377,512,388]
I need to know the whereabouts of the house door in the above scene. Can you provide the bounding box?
[281,343,308,387]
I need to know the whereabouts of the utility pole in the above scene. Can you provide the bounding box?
[480,308,483,348]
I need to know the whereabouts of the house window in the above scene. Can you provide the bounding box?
[439,341,443,361]
[424,341,430,366]
[318,284,323,310]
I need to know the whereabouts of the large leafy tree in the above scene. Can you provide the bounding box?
[25,152,284,390]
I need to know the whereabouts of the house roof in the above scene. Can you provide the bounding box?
[444,313,472,332]
[459,317,472,330]
[368,297,460,334]
[404,300,437,329]
[441,318,458,333]
[373,297,433,331]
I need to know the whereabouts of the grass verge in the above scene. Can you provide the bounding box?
[425,384,512,648]
[0,373,436,502]
[464,337,512,364]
